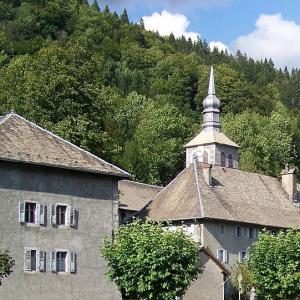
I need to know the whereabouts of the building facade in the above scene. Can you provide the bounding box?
[0,112,129,300]
[122,68,300,299]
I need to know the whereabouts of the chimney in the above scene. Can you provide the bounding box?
[202,164,212,187]
[281,164,297,201]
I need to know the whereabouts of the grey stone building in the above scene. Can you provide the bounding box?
[121,68,300,300]
[0,112,129,300]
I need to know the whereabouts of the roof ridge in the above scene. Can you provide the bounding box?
[1,112,130,177]
[121,180,163,189]
[193,158,205,217]
[0,111,14,126]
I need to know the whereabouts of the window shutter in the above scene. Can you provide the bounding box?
[51,251,57,272]
[217,250,220,260]
[39,204,45,225]
[239,251,242,263]
[36,203,40,224]
[39,251,46,272]
[70,207,76,228]
[51,205,56,225]
[24,249,32,271]
[225,250,229,263]
[19,202,25,223]
[69,252,76,273]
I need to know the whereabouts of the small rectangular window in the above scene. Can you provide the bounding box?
[217,249,228,263]
[248,227,256,239]
[24,248,39,272]
[220,224,225,235]
[25,202,36,223]
[235,225,244,238]
[56,205,67,225]
[239,250,247,262]
[57,252,67,272]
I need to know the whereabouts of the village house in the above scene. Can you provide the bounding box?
[119,67,300,300]
[0,112,129,300]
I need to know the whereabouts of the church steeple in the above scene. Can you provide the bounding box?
[184,66,239,168]
[202,67,221,132]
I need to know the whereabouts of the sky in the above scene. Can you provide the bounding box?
[96,0,300,69]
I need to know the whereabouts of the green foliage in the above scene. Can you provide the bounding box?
[0,250,14,283]
[0,1,299,184]
[222,103,294,176]
[123,101,191,185]
[101,220,201,300]
[232,262,254,296]
[248,230,300,300]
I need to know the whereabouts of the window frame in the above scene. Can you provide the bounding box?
[51,249,76,274]
[239,250,248,263]
[219,224,225,236]
[51,203,76,228]
[217,249,228,263]
[234,225,244,238]
[24,247,40,273]
[19,201,44,226]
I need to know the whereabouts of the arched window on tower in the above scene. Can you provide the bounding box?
[228,153,233,168]
[221,152,225,167]
[203,151,208,164]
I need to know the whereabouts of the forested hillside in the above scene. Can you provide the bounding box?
[0,0,299,185]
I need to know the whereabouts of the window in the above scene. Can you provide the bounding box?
[219,224,225,235]
[57,252,67,272]
[51,204,77,227]
[56,205,67,225]
[239,250,247,262]
[217,249,228,263]
[235,225,244,238]
[19,201,45,225]
[24,248,45,272]
[248,227,257,239]
[221,152,226,167]
[51,250,76,273]
[203,151,208,164]
[182,223,194,235]
[228,153,233,168]
[25,202,36,223]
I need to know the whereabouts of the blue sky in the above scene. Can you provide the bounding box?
[96,0,300,69]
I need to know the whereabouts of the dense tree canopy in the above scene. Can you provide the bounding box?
[101,220,201,300]
[0,0,299,184]
[0,250,14,284]
[248,230,300,300]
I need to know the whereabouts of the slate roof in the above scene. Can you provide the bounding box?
[147,162,300,229]
[119,180,163,211]
[184,130,239,148]
[0,112,130,178]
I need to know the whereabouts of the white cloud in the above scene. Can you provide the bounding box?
[143,10,200,41]
[232,13,300,69]
[209,41,230,53]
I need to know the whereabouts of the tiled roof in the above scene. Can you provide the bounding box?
[119,180,163,211]
[0,112,130,178]
[147,162,300,229]
[184,130,239,148]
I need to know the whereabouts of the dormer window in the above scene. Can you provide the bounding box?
[221,152,225,167]
[228,153,233,168]
[203,151,208,163]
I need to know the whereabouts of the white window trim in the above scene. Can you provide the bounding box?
[239,250,247,263]
[24,247,40,273]
[52,249,75,274]
[19,201,41,227]
[51,203,76,228]
[217,249,228,264]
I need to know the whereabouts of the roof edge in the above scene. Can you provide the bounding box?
[0,112,130,178]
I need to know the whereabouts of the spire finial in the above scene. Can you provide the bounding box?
[208,66,216,95]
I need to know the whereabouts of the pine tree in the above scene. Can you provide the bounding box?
[103,4,110,14]
[139,18,145,29]
[91,0,101,11]
[120,9,129,24]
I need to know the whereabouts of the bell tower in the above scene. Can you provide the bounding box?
[184,67,239,168]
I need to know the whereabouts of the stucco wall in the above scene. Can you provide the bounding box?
[183,251,224,300]
[0,161,120,300]
[203,221,259,270]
